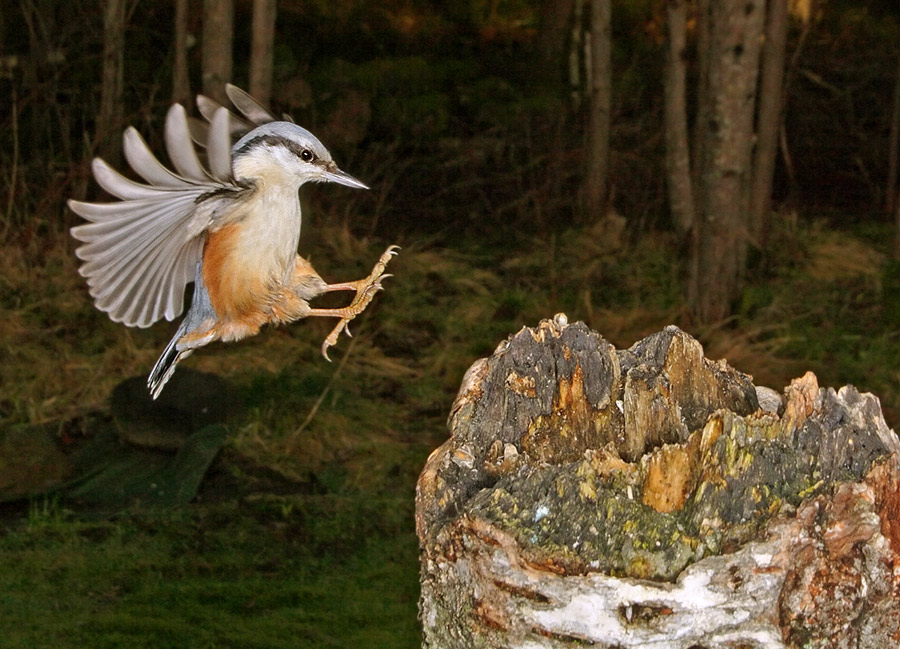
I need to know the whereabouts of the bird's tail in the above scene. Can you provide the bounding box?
[148,322,192,400]
[147,263,220,399]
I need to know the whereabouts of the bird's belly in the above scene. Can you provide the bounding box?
[201,218,299,326]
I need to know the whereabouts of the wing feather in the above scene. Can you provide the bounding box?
[187,118,210,148]
[91,158,175,201]
[196,94,251,135]
[207,107,234,181]
[86,210,207,326]
[225,84,277,125]
[69,85,275,328]
[165,104,211,181]
[70,192,208,327]
[123,127,196,188]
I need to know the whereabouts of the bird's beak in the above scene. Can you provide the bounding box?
[324,165,369,190]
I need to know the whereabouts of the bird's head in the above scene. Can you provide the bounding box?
[231,122,368,190]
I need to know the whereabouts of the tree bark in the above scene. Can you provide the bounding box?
[663,0,695,235]
[417,317,900,648]
[887,52,900,230]
[568,0,584,105]
[691,0,711,195]
[201,0,233,104]
[249,0,277,107]
[689,0,766,322]
[538,0,573,84]
[584,0,611,220]
[749,0,789,255]
[172,0,191,106]
[98,0,126,166]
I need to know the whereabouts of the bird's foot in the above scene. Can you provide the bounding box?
[320,245,399,360]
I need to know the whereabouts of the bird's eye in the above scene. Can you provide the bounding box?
[300,149,314,162]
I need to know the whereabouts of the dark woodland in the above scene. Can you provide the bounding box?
[2,0,900,646]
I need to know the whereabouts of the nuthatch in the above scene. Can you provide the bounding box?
[69,85,397,399]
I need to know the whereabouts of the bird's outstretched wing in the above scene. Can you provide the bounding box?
[69,101,243,328]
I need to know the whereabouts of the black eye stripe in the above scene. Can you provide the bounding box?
[233,134,320,164]
[285,140,316,163]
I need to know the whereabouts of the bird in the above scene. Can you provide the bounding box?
[69,84,397,399]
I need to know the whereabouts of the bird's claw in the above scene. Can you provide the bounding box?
[320,245,399,360]
[321,320,352,361]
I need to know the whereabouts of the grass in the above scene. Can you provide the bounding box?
[2,211,900,647]
[0,492,420,649]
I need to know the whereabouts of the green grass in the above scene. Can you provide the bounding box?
[1,492,421,649]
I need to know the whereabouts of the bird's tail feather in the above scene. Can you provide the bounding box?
[147,323,192,400]
[147,265,220,399]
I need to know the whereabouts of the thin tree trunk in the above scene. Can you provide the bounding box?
[895,179,900,259]
[584,0,611,220]
[687,0,711,308]
[249,0,277,106]
[98,0,126,166]
[886,53,900,222]
[691,0,711,196]
[893,52,900,256]
[569,0,584,105]
[664,0,695,235]
[538,0,574,84]
[172,0,191,106]
[749,0,789,254]
[202,0,233,104]
[690,0,766,322]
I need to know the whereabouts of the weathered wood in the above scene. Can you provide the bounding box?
[417,317,900,648]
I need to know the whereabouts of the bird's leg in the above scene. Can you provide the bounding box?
[319,245,401,294]
[308,245,399,360]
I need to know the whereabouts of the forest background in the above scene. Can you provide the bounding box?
[2,0,900,647]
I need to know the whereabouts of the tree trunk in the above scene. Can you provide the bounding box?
[249,0,277,106]
[584,0,611,220]
[568,0,584,105]
[691,0,711,195]
[689,0,766,322]
[172,0,191,106]
[896,183,900,259]
[201,0,233,104]
[887,52,900,227]
[417,317,900,648]
[663,0,695,235]
[538,0,573,84]
[98,0,126,166]
[749,0,789,255]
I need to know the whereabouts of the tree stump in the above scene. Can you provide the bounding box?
[416,316,900,648]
